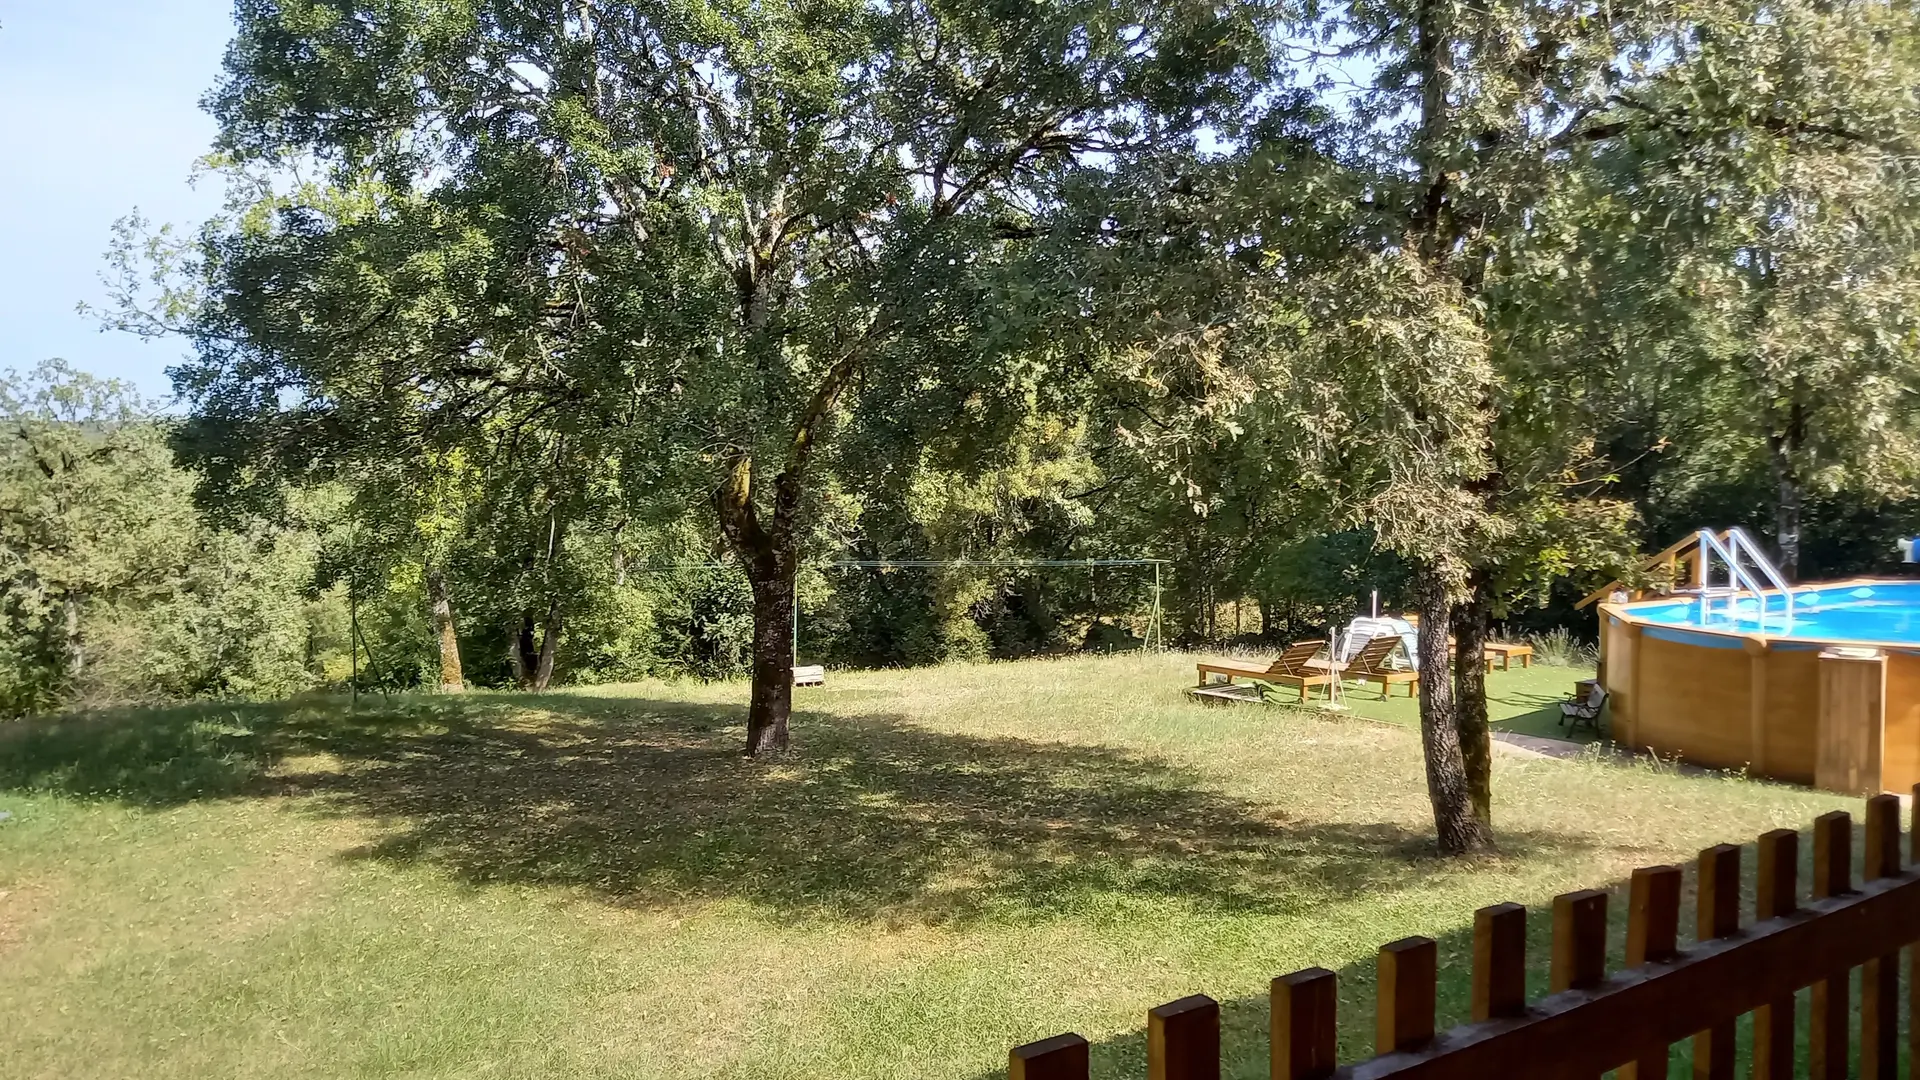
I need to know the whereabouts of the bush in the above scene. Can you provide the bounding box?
[1525,627,1598,668]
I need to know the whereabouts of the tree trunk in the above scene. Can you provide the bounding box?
[531,598,562,691]
[1415,563,1495,855]
[1406,0,1495,857]
[745,565,795,753]
[1768,399,1806,580]
[1774,471,1801,580]
[712,301,869,754]
[716,454,797,755]
[61,591,83,681]
[1449,573,1495,831]
[426,564,465,692]
[513,612,539,689]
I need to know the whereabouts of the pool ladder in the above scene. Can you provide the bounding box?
[1685,527,1795,631]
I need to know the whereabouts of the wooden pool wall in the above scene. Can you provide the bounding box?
[1601,584,1920,795]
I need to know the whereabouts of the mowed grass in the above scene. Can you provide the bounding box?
[0,653,1861,1079]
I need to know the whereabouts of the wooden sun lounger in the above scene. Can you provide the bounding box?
[1342,635,1418,698]
[1194,639,1337,703]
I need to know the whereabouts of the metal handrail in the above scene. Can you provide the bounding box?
[1693,527,1794,629]
[1694,529,1766,615]
[1726,527,1795,624]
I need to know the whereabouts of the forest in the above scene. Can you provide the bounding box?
[7,0,1920,842]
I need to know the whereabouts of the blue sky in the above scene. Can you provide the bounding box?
[1,1,233,400]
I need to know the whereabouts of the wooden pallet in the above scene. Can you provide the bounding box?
[1188,682,1265,706]
[793,664,826,687]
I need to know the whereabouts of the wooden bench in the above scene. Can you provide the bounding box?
[1396,617,1512,672]
[1484,642,1534,670]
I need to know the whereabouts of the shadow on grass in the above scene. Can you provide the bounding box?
[0,698,304,803]
[1,691,1599,925]
[975,822,1892,1080]
[973,891,1622,1080]
[1489,684,1601,744]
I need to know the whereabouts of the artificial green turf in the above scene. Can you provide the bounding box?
[1310,660,1603,742]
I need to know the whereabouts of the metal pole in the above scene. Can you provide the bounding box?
[1148,563,1163,650]
[1088,558,1096,641]
[348,525,358,706]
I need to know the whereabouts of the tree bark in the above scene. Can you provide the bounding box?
[1410,0,1455,266]
[61,591,83,681]
[532,597,562,691]
[746,568,795,753]
[513,612,539,689]
[1449,573,1495,831]
[716,453,796,754]
[1768,399,1806,580]
[1414,563,1496,855]
[426,563,465,692]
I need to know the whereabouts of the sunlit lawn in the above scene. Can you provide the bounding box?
[0,653,1860,1078]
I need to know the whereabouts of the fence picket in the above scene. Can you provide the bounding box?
[1376,937,1438,1055]
[1618,866,1680,1080]
[1008,1033,1089,1080]
[1550,890,1608,994]
[1751,829,1799,1080]
[1810,811,1853,1080]
[1861,794,1901,1079]
[1692,845,1741,1080]
[1273,968,1338,1080]
[1147,995,1219,1080]
[1470,903,1526,1022]
[1548,890,1608,1080]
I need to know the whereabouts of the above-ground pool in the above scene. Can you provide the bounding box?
[1602,578,1920,795]
[1626,581,1920,646]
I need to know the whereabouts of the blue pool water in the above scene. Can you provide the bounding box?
[1629,581,1920,645]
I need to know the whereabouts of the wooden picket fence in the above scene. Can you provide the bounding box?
[1009,791,1920,1080]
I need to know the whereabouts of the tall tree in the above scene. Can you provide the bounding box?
[178,0,1275,753]
[1202,0,1659,852]
[1255,0,1914,849]
[1001,92,1509,849]
[0,362,188,714]
[0,360,335,713]
[1583,0,1920,577]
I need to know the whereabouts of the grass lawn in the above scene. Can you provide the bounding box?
[0,652,1863,1079]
